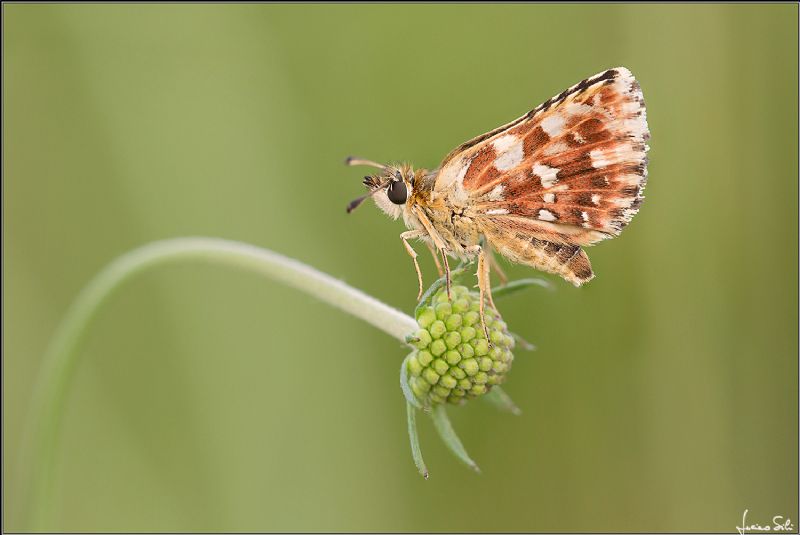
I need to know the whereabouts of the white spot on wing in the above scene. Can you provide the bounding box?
[581,211,589,222]
[543,193,555,203]
[486,208,509,215]
[591,194,601,205]
[492,134,523,171]
[487,184,505,201]
[540,114,565,137]
[455,158,470,184]
[543,141,569,156]
[435,156,471,192]
[589,147,628,168]
[533,162,559,188]
[538,209,557,222]
[564,102,593,116]
[492,134,519,152]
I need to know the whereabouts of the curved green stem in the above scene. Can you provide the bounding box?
[21,237,417,530]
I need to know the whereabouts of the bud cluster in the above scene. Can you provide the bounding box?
[406,285,515,406]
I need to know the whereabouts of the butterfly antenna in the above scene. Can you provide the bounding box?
[344,156,389,171]
[346,179,391,213]
[345,157,392,213]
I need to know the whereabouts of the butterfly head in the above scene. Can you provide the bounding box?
[345,157,414,219]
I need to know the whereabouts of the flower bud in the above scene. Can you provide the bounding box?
[404,285,515,406]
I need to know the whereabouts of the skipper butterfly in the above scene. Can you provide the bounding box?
[347,67,649,339]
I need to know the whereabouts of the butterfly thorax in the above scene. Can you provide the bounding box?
[408,166,483,260]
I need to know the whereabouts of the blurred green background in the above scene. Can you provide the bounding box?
[4,4,797,533]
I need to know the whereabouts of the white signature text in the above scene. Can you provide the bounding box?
[737,509,795,534]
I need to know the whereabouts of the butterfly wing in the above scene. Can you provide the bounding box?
[433,67,649,285]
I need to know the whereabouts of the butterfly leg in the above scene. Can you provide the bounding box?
[440,250,452,299]
[486,244,508,286]
[400,230,426,300]
[425,241,444,276]
[410,206,453,298]
[463,245,495,344]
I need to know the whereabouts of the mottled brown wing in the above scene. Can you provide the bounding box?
[433,67,649,285]
[479,216,596,286]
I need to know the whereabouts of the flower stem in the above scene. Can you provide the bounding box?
[21,237,417,530]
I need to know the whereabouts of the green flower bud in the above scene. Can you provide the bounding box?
[490,328,506,346]
[405,285,516,406]
[452,285,469,297]
[449,367,466,380]
[407,355,422,377]
[460,326,477,343]
[461,358,479,376]
[445,350,462,366]
[445,313,463,331]
[470,384,487,396]
[444,331,461,349]
[430,339,447,357]
[413,329,432,349]
[439,374,457,390]
[435,302,452,320]
[463,311,480,326]
[433,385,451,397]
[416,306,437,329]
[417,350,433,367]
[423,367,440,385]
[452,298,470,313]
[429,320,447,339]
[432,358,449,376]
[434,291,450,304]
[410,379,428,399]
[458,343,475,359]
[473,339,490,356]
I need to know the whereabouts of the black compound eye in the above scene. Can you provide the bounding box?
[387,179,408,205]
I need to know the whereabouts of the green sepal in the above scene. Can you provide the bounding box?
[510,331,536,351]
[430,405,480,473]
[400,353,424,411]
[491,277,554,300]
[406,402,429,479]
[483,386,522,416]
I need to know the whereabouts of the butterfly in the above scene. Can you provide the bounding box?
[346,67,649,340]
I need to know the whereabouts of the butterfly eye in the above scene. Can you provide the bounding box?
[387,179,408,205]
